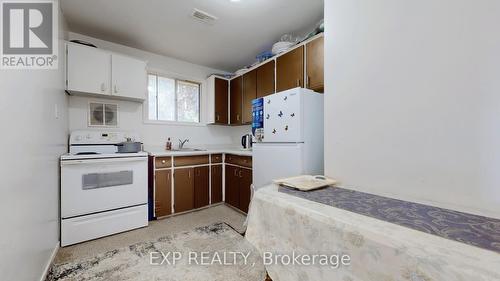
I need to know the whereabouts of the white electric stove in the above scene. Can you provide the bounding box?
[60,130,148,246]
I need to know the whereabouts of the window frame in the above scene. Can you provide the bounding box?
[144,71,204,126]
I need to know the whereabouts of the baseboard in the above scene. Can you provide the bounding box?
[223,203,248,216]
[40,242,59,281]
[156,203,222,220]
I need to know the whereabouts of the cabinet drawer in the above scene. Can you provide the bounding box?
[174,155,209,167]
[155,157,172,169]
[226,154,252,168]
[211,154,223,163]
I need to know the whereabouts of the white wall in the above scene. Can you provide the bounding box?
[325,0,500,218]
[67,32,251,147]
[0,2,69,280]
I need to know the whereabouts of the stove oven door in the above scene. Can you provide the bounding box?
[61,156,148,218]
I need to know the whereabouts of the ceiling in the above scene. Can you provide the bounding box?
[60,0,323,72]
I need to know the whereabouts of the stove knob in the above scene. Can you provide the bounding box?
[75,135,82,141]
[86,134,92,140]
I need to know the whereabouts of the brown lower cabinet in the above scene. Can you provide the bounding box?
[174,168,194,213]
[238,168,252,213]
[154,154,252,217]
[154,169,172,217]
[174,166,210,213]
[194,166,209,208]
[225,165,252,213]
[211,165,223,204]
[225,165,240,208]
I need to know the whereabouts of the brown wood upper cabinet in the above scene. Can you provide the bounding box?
[214,77,228,124]
[230,76,242,125]
[256,60,275,98]
[242,69,256,124]
[155,169,171,217]
[306,36,324,93]
[276,46,304,92]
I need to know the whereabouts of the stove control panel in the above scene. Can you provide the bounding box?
[69,130,141,145]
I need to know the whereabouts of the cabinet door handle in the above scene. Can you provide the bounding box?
[216,114,220,121]
[114,84,118,93]
[188,171,191,178]
[101,83,106,92]
[296,79,301,87]
[239,170,242,178]
[236,114,240,121]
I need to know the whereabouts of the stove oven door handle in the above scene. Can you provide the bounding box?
[61,157,147,166]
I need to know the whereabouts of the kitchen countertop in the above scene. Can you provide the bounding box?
[144,146,252,157]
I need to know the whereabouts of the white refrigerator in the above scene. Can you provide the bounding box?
[252,87,324,189]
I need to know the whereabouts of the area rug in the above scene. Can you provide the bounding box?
[47,222,266,281]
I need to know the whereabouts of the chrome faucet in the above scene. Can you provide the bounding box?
[178,139,189,149]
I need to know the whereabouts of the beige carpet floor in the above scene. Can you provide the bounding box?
[55,204,247,264]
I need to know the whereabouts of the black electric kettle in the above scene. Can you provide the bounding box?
[241,134,252,149]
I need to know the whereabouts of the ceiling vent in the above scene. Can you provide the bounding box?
[191,9,218,25]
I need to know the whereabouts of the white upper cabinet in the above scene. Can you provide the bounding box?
[111,54,147,100]
[66,43,147,102]
[67,43,111,95]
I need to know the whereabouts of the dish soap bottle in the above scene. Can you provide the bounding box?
[166,138,172,150]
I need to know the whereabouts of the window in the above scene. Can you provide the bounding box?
[147,74,201,123]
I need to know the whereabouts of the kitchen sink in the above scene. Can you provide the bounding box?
[171,148,207,151]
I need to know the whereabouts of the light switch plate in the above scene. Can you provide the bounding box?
[54,103,59,119]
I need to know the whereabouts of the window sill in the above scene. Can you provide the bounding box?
[143,119,207,127]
